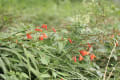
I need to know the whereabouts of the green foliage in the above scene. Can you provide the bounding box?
[0,0,120,80]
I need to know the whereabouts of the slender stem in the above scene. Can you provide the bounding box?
[103,41,116,80]
[106,62,120,80]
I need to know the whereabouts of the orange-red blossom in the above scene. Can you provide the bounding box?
[79,50,89,56]
[72,56,77,62]
[90,54,96,61]
[39,35,44,40]
[35,29,42,32]
[68,38,72,44]
[26,33,32,39]
[52,28,56,32]
[41,24,47,30]
[79,55,84,61]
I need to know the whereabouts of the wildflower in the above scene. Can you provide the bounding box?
[26,33,32,39]
[79,55,84,61]
[41,24,47,30]
[68,38,72,44]
[16,40,18,44]
[111,35,114,38]
[42,33,48,38]
[61,78,63,80]
[79,50,89,56]
[90,54,96,61]
[87,43,92,51]
[52,28,56,32]
[74,56,77,62]
[116,42,119,47]
[61,37,64,40]
[72,56,76,62]
[35,29,42,32]
[118,33,120,36]
[88,43,92,49]
[72,56,74,60]
[39,35,44,40]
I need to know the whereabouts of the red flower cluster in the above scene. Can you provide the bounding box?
[72,49,96,62]
[26,24,97,64]
[79,50,89,56]
[41,24,47,30]
[72,55,84,62]
[26,24,56,40]
[38,33,48,40]
[80,50,96,61]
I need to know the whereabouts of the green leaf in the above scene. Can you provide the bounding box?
[0,58,7,73]
[52,71,57,78]
[21,73,29,78]
[40,74,50,78]
[58,42,64,53]
[112,54,117,61]
[40,55,49,65]
[57,71,69,77]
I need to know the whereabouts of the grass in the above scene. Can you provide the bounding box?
[0,0,120,80]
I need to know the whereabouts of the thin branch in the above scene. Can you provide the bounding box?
[106,62,120,80]
[103,41,116,80]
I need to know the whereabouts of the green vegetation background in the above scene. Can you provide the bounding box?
[0,0,120,80]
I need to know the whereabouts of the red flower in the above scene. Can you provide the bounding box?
[42,33,48,38]
[26,33,32,39]
[61,78,63,80]
[35,29,42,32]
[61,37,64,40]
[52,28,56,32]
[90,54,96,61]
[39,36,44,40]
[79,55,84,61]
[68,38,72,44]
[41,24,47,30]
[16,40,18,44]
[118,33,120,36]
[87,43,92,51]
[88,43,91,49]
[79,50,89,56]
[111,35,114,38]
[74,56,77,62]
[116,42,119,47]
[72,56,77,62]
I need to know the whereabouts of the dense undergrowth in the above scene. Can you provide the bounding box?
[0,0,120,80]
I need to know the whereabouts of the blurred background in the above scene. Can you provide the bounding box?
[1,0,120,80]
[0,0,120,32]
